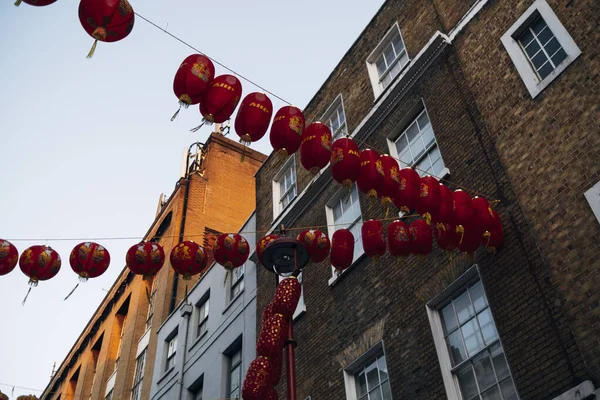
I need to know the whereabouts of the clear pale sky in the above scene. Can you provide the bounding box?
[0,0,385,397]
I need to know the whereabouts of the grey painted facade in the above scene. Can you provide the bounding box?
[150,213,258,400]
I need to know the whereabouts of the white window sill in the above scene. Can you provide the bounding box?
[157,366,175,385]
[188,329,208,353]
[328,253,366,286]
[222,289,244,315]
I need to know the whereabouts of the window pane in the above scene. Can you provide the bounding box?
[381,72,392,88]
[431,156,445,177]
[416,156,433,176]
[538,62,554,79]
[356,371,367,396]
[544,37,560,57]
[333,203,342,221]
[454,292,475,324]
[518,29,534,47]
[537,26,553,45]
[473,352,496,391]
[531,51,549,69]
[369,388,383,400]
[366,360,380,390]
[469,282,487,313]
[477,308,498,345]
[395,136,409,158]
[417,112,430,130]
[421,126,435,149]
[457,367,478,400]
[441,303,458,334]
[383,43,395,68]
[499,378,518,400]
[491,344,509,380]
[551,48,567,66]
[523,39,541,58]
[481,385,502,400]
[388,61,402,81]
[392,34,405,55]
[381,380,392,400]
[406,122,420,144]
[409,136,426,162]
[461,318,485,357]
[531,17,547,35]
[378,356,388,382]
[447,330,467,365]
[376,55,387,77]
[232,350,241,365]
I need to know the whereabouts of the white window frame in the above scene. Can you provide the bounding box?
[501,0,581,99]
[230,264,245,301]
[584,181,600,225]
[321,94,348,141]
[342,342,392,400]
[165,332,178,372]
[426,266,519,400]
[196,294,210,338]
[366,22,410,98]
[228,347,243,399]
[130,348,146,400]
[272,155,298,220]
[386,103,449,180]
[326,184,365,286]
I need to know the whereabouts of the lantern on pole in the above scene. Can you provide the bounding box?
[171,54,215,120]
[378,155,401,205]
[242,357,273,400]
[272,277,302,319]
[393,168,420,213]
[356,149,384,198]
[198,74,242,125]
[297,230,330,263]
[270,106,305,157]
[330,229,354,271]
[126,242,165,278]
[69,242,110,282]
[213,233,250,271]
[235,92,273,145]
[409,219,433,256]
[361,220,386,261]
[300,122,332,174]
[256,313,288,359]
[0,239,19,276]
[387,220,411,258]
[169,241,208,280]
[78,0,135,58]
[331,138,361,189]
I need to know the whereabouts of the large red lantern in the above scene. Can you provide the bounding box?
[409,219,433,256]
[393,168,421,212]
[0,239,19,276]
[330,229,354,271]
[235,92,273,145]
[356,149,383,198]
[267,349,283,386]
[14,0,56,6]
[361,220,386,260]
[272,277,302,320]
[331,138,361,189]
[213,233,250,271]
[126,242,165,278]
[417,176,441,223]
[378,155,401,205]
[69,242,110,282]
[241,357,272,400]
[256,234,280,266]
[434,223,460,251]
[199,74,242,124]
[257,314,288,358]
[270,106,305,156]
[453,190,475,228]
[300,122,332,174]
[171,54,215,120]
[471,197,495,233]
[169,241,208,280]
[297,229,330,263]
[482,210,503,250]
[437,185,455,225]
[387,220,411,258]
[265,387,278,400]
[457,225,480,254]
[19,245,61,286]
[78,0,135,58]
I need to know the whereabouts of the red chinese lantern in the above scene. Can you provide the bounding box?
[171,54,215,120]
[265,387,278,400]
[199,74,242,124]
[0,239,19,276]
[235,92,273,145]
[256,314,288,358]
[19,245,61,286]
[361,220,386,260]
[331,138,361,189]
[330,229,354,271]
[297,229,330,263]
[457,225,480,254]
[242,357,272,400]
[78,0,135,58]
[356,149,383,198]
[270,106,305,156]
[482,210,503,250]
[267,349,283,386]
[261,302,275,326]
[272,277,302,320]
[300,122,332,174]
[393,168,420,212]
[378,155,401,205]
[409,219,433,256]
[453,190,475,228]
[213,233,250,271]
[126,242,165,278]
[14,0,56,6]
[169,241,208,280]
[417,176,441,223]
[256,234,280,266]
[471,197,495,233]
[434,223,460,251]
[69,242,110,281]
[387,220,411,258]
[437,184,455,225]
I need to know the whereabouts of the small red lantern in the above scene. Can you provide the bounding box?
[300,122,332,174]
[471,197,495,233]
[0,239,19,276]
[213,233,250,271]
[437,185,455,225]
[69,242,110,282]
[434,223,460,251]
[453,190,475,228]
[331,138,361,189]
[297,229,331,263]
[169,241,208,280]
[378,155,401,205]
[199,74,243,124]
[256,234,280,266]
[356,149,383,198]
[78,0,135,58]
[171,54,215,120]
[457,225,480,254]
[482,210,503,250]
[19,245,61,286]
[417,176,441,223]
[410,219,433,256]
[242,357,272,400]
[361,220,386,260]
[330,229,354,271]
[393,168,420,212]
[256,314,288,358]
[272,277,302,320]
[387,220,411,258]
[126,242,165,278]
[270,106,305,156]
[14,0,56,6]
[235,92,273,145]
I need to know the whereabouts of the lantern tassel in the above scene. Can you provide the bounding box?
[14,0,22,6]
[21,287,32,306]
[190,121,206,132]
[86,39,98,59]
[171,106,181,122]
[63,283,80,301]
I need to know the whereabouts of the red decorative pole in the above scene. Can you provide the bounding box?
[285,247,299,400]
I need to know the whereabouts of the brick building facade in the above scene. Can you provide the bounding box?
[254,0,599,399]
[40,133,266,400]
